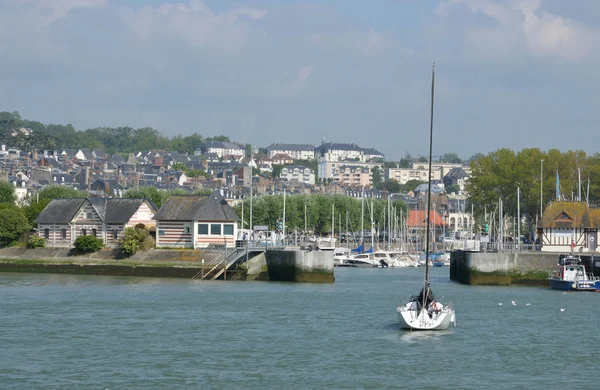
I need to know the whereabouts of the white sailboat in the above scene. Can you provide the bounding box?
[397,64,456,331]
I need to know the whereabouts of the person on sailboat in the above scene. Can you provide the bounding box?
[416,286,435,310]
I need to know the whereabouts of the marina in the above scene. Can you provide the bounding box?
[1,267,598,389]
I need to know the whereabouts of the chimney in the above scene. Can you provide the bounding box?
[85,166,90,191]
[33,149,38,161]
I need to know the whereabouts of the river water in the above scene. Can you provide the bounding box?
[1,268,598,389]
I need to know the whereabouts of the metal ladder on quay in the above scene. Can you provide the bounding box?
[192,247,247,280]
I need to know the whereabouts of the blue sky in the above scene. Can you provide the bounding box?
[1,0,600,160]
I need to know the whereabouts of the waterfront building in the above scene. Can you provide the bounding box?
[154,190,239,249]
[35,198,157,248]
[539,201,600,252]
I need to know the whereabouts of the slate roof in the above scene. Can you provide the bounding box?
[267,143,315,152]
[35,198,158,225]
[89,198,158,224]
[35,199,86,224]
[444,167,470,179]
[153,190,239,222]
[361,148,384,156]
[196,141,244,150]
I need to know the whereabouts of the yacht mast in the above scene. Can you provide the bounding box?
[424,63,435,287]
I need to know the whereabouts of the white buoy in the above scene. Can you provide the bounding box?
[511,300,517,306]
[498,303,503,306]
[525,303,531,306]
[560,308,565,312]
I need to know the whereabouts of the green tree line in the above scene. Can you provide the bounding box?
[234,194,407,235]
[467,148,600,235]
[0,111,231,155]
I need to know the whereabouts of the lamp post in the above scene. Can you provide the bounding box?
[540,159,544,222]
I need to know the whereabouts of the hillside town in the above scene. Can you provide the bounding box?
[0,125,474,243]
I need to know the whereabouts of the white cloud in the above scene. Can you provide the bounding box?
[438,0,596,60]
[5,0,107,28]
[119,0,267,51]
[264,66,314,98]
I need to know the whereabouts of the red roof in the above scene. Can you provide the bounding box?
[407,210,446,227]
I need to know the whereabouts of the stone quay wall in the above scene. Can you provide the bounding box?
[450,251,567,286]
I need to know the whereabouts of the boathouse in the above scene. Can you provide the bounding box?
[539,201,600,252]
[35,198,157,248]
[153,190,239,249]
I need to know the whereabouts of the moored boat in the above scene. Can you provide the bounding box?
[549,255,600,291]
[396,64,456,331]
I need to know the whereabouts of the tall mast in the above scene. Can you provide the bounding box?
[361,187,365,252]
[424,63,435,286]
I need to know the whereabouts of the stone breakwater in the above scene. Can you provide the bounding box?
[450,250,599,286]
[0,247,334,283]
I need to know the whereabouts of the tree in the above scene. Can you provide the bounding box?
[445,184,460,194]
[124,186,173,208]
[0,181,16,203]
[206,135,230,142]
[0,208,30,246]
[74,235,104,253]
[383,180,402,193]
[37,185,87,201]
[271,164,285,179]
[402,180,425,193]
[119,224,155,256]
[440,153,463,164]
[22,199,51,227]
[372,167,383,189]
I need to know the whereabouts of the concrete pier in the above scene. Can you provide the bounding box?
[246,249,334,283]
[0,247,334,283]
[450,251,600,286]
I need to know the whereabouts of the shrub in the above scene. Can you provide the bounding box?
[74,235,104,253]
[0,208,30,247]
[119,225,155,256]
[28,236,46,248]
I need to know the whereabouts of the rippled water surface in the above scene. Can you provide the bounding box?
[1,268,598,389]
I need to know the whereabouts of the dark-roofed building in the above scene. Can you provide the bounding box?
[35,198,157,248]
[266,143,315,160]
[194,141,245,158]
[443,167,470,194]
[154,190,239,249]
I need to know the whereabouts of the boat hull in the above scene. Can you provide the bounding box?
[549,278,599,291]
[397,307,455,331]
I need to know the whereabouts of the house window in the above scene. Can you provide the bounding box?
[61,229,67,240]
[210,224,222,235]
[87,212,94,219]
[113,229,118,239]
[81,228,87,236]
[44,228,49,239]
[224,224,234,236]
[92,229,97,237]
[184,226,192,234]
[198,224,209,235]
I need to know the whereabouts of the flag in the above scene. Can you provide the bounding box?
[556,170,561,201]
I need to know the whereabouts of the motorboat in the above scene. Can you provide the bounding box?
[549,255,600,291]
[344,253,378,267]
